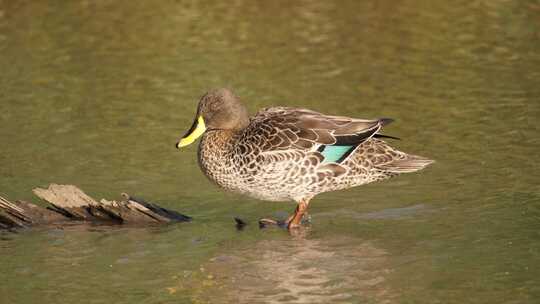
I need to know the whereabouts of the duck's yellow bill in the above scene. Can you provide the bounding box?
[177,116,206,148]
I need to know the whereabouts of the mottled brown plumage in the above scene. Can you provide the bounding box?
[177,88,433,229]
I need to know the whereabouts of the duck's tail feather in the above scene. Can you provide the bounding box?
[377,154,434,173]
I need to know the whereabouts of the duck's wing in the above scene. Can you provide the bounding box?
[240,107,392,158]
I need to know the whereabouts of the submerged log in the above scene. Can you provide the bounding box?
[0,184,191,230]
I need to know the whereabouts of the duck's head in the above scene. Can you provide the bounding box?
[176,88,249,149]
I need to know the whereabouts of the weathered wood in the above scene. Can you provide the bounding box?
[0,184,190,230]
[0,196,33,229]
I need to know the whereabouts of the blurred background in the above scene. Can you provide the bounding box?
[1,1,539,303]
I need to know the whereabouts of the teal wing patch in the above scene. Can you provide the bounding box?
[319,145,355,163]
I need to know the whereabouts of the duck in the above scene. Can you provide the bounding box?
[176,88,433,229]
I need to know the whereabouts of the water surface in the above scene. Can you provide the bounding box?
[1,1,540,303]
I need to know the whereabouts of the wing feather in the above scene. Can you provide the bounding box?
[239,107,390,153]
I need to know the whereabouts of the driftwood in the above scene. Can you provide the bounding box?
[0,184,191,230]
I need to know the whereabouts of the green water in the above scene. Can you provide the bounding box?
[1,1,540,303]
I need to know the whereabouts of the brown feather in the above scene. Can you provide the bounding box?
[244,107,390,153]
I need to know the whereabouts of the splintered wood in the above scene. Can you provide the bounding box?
[0,184,190,230]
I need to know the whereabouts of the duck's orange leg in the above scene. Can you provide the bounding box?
[287,198,311,229]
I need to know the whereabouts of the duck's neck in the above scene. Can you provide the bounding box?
[197,129,239,178]
[201,129,238,150]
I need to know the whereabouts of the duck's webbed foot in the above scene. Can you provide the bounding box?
[258,218,288,229]
[259,198,311,230]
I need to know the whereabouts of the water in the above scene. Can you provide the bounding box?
[1,1,540,303]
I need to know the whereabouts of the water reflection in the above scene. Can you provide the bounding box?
[172,235,394,303]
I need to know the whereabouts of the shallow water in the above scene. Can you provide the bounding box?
[1,1,540,303]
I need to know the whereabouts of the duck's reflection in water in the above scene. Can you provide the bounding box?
[201,234,394,304]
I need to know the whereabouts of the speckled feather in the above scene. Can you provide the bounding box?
[197,107,433,202]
